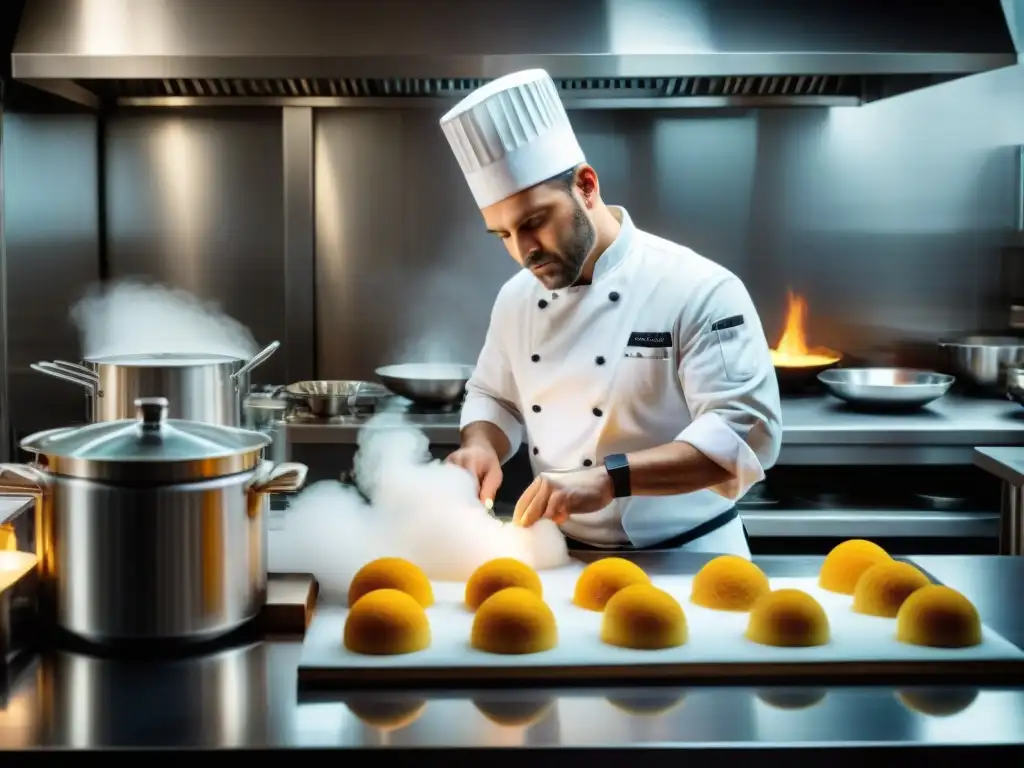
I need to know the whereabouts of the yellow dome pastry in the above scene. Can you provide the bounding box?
[473,698,554,726]
[896,585,982,648]
[852,560,930,618]
[896,688,979,717]
[691,555,770,612]
[607,694,685,716]
[465,557,543,611]
[756,689,827,710]
[601,584,688,650]
[345,696,427,730]
[573,557,651,611]
[819,539,891,594]
[471,587,558,655]
[343,589,431,655]
[347,557,434,608]
[746,589,830,648]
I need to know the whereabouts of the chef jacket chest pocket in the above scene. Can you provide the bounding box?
[618,346,675,402]
[712,314,758,382]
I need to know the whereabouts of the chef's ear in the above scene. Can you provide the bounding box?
[573,165,599,207]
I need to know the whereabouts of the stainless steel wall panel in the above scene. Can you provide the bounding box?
[103,109,288,384]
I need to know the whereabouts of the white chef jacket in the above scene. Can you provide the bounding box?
[460,207,782,553]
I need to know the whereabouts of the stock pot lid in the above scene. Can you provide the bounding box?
[85,352,242,367]
[19,397,269,464]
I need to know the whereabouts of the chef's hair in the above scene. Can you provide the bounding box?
[543,164,582,193]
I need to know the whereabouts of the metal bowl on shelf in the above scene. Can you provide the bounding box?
[282,380,389,417]
[816,367,954,410]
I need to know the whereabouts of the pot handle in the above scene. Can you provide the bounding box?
[249,461,308,494]
[53,360,99,381]
[232,341,281,381]
[0,463,50,495]
[31,363,98,393]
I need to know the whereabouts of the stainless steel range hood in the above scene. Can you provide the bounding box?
[11,0,1021,110]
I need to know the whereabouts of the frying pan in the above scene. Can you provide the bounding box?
[774,359,841,394]
[375,363,474,407]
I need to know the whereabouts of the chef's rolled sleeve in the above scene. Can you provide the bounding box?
[460,302,524,463]
[673,275,782,500]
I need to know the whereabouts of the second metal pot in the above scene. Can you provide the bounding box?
[33,341,280,426]
[0,396,308,646]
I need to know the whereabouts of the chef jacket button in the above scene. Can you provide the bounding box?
[531,354,540,362]
[608,291,620,302]
[538,299,548,309]
[595,355,606,365]
[532,404,542,413]
[583,459,593,467]
[592,407,603,417]
[532,447,539,456]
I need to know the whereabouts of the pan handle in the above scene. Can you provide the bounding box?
[232,340,281,380]
[53,359,99,381]
[31,362,98,393]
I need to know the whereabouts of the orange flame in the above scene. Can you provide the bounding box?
[769,290,841,368]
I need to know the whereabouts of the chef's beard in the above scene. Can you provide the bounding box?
[524,201,597,290]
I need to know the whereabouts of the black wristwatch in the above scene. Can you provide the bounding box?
[603,453,632,498]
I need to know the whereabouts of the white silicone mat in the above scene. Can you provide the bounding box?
[298,564,1024,688]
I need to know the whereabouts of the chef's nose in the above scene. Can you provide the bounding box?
[517,234,542,261]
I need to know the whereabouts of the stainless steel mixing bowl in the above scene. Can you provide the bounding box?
[375,363,474,407]
[283,380,388,417]
[817,368,955,410]
[937,335,1024,391]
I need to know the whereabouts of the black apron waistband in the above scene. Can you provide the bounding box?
[565,506,742,552]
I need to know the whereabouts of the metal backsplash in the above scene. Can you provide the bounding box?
[314,64,1024,379]
[2,65,1023,446]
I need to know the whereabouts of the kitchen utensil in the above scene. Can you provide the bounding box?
[1006,366,1024,408]
[282,380,388,417]
[773,359,840,394]
[937,335,1024,391]
[34,340,280,426]
[817,367,954,410]
[375,363,474,407]
[0,396,308,646]
[242,392,292,466]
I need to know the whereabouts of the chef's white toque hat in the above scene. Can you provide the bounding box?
[439,69,586,209]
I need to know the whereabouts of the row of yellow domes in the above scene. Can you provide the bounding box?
[341,547,982,656]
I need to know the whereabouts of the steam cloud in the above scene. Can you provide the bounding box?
[269,410,570,604]
[70,279,260,360]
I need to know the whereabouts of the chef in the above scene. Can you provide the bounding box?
[440,70,782,557]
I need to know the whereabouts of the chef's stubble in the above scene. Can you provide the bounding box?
[528,200,597,290]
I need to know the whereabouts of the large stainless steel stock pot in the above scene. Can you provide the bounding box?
[32,340,280,426]
[0,396,308,646]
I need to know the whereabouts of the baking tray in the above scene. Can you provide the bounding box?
[297,564,1024,689]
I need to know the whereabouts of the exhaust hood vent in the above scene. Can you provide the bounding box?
[12,0,1020,111]
[95,75,860,108]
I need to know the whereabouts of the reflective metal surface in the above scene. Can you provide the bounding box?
[973,448,1024,555]
[0,462,310,644]
[103,111,288,382]
[375,364,473,407]
[0,555,1020,751]
[10,0,1019,108]
[817,368,954,409]
[939,335,1024,390]
[285,395,1024,463]
[284,381,389,417]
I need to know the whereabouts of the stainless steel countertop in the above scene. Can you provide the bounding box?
[2,554,1022,755]
[975,447,1024,487]
[285,396,1024,465]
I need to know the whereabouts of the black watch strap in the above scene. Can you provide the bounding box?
[603,453,631,498]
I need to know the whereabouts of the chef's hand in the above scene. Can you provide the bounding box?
[513,467,615,527]
[446,444,503,504]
